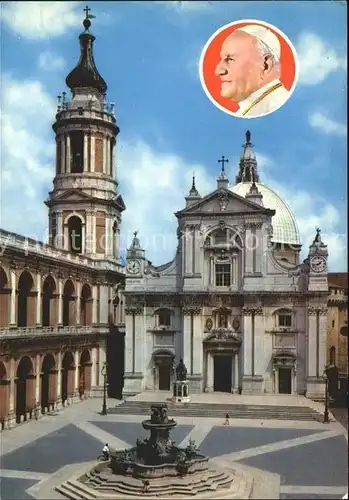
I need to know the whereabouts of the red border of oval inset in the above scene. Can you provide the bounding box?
[199,19,299,118]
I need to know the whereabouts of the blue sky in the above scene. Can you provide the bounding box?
[0,1,347,270]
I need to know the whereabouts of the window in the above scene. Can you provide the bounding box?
[215,263,231,287]
[68,216,83,253]
[51,212,57,243]
[332,320,335,328]
[214,229,227,245]
[70,131,84,173]
[158,311,171,327]
[278,314,292,327]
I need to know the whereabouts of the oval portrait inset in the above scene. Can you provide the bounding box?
[199,19,299,119]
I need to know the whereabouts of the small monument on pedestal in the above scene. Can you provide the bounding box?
[172,358,190,403]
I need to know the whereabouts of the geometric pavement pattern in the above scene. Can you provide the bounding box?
[0,411,347,500]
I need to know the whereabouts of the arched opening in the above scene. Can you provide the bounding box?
[61,351,75,405]
[16,357,35,423]
[0,362,10,429]
[153,349,175,391]
[80,284,92,326]
[70,131,84,174]
[0,267,10,327]
[41,354,56,413]
[79,349,92,398]
[42,276,57,327]
[63,280,75,326]
[329,346,336,365]
[17,271,35,327]
[68,216,83,254]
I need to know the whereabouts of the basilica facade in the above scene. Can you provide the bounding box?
[124,134,329,399]
[0,13,125,430]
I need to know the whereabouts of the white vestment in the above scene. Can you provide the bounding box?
[234,79,290,118]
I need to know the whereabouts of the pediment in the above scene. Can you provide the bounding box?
[51,189,95,203]
[176,188,273,217]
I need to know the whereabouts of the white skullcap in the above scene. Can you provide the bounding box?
[236,24,281,61]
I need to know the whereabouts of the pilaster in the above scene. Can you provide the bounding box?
[10,268,16,326]
[36,272,42,326]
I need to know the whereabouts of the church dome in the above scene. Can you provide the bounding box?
[230,182,301,245]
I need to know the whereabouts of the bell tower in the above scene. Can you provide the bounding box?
[45,6,125,262]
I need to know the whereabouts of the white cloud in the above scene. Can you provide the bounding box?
[296,32,347,85]
[155,1,213,12]
[118,140,215,264]
[0,2,81,39]
[0,74,55,239]
[309,112,347,136]
[264,178,347,272]
[37,50,66,71]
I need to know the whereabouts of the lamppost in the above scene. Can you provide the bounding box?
[101,361,108,416]
[323,366,329,424]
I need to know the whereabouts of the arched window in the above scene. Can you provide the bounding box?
[70,131,84,173]
[17,271,34,327]
[68,216,83,253]
[63,280,75,326]
[42,276,56,326]
[157,310,171,327]
[329,346,336,365]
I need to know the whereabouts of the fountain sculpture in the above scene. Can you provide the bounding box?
[54,403,278,499]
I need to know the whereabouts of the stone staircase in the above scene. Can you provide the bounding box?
[55,463,253,499]
[108,400,326,422]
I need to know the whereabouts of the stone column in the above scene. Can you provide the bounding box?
[92,212,97,254]
[192,310,203,374]
[210,256,214,285]
[57,279,63,326]
[65,134,71,173]
[57,210,64,249]
[254,225,262,273]
[7,358,16,427]
[307,308,318,377]
[318,307,327,376]
[182,311,192,372]
[60,135,66,174]
[76,281,81,326]
[206,351,214,392]
[244,227,254,274]
[184,227,193,275]
[253,308,264,376]
[35,354,41,418]
[102,137,107,174]
[56,351,62,409]
[242,308,253,375]
[99,284,109,325]
[73,351,80,402]
[106,137,111,175]
[234,352,239,392]
[90,135,95,172]
[81,221,86,254]
[91,347,97,387]
[36,272,42,326]
[84,133,88,171]
[92,284,98,324]
[85,211,92,254]
[10,268,16,326]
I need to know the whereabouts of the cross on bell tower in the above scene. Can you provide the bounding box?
[45,6,126,263]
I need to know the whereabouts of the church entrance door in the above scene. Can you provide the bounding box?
[278,368,292,394]
[213,355,232,393]
[158,365,171,391]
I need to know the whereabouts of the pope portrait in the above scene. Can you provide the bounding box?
[215,24,291,118]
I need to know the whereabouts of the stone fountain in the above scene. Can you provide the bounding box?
[53,403,280,499]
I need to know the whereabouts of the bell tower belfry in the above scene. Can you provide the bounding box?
[45,7,125,262]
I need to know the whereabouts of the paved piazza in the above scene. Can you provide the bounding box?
[0,397,347,500]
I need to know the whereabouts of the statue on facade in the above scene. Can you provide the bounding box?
[175,358,188,381]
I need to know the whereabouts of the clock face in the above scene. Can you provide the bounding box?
[127,260,140,274]
[310,256,326,273]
